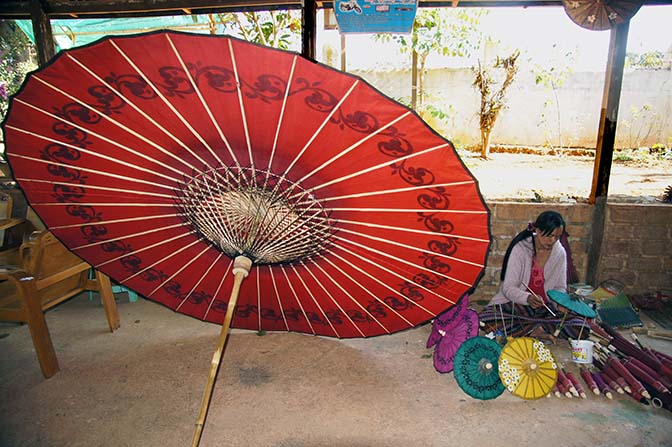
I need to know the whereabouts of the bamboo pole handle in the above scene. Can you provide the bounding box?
[192,256,251,447]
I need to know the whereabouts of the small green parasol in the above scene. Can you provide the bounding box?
[453,336,505,400]
[548,290,597,318]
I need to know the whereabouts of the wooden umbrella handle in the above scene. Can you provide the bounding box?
[192,256,252,447]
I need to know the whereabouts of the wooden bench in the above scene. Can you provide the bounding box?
[0,231,120,378]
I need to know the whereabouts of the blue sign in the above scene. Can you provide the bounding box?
[334,0,418,34]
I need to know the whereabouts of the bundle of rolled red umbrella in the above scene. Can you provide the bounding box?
[587,320,672,411]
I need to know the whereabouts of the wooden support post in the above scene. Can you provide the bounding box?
[29,0,56,67]
[587,22,629,286]
[340,33,347,71]
[20,279,60,378]
[302,0,317,60]
[411,50,418,110]
[590,22,629,203]
[95,270,121,332]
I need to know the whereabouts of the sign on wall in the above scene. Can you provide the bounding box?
[334,0,418,34]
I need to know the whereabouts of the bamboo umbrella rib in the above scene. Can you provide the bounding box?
[330,233,474,288]
[244,187,320,252]
[31,69,207,175]
[148,244,213,297]
[15,178,175,201]
[279,264,316,335]
[35,202,176,207]
[296,111,412,187]
[288,263,341,338]
[322,180,475,202]
[228,39,255,177]
[51,212,183,230]
[239,191,278,253]
[12,97,197,178]
[507,343,527,364]
[254,224,325,262]
[260,217,334,263]
[187,177,242,248]
[165,34,233,169]
[326,207,488,215]
[299,259,366,338]
[328,241,458,306]
[283,80,359,178]
[315,259,390,334]
[322,247,442,320]
[536,368,557,381]
[266,55,297,185]
[189,198,241,251]
[518,376,530,398]
[6,127,184,186]
[175,251,226,312]
[11,153,179,193]
[523,339,534,360]
[105,43,217,171]
[319,255,398,334]
[71,222,189,250]
[250,200,329,260]
[332,217,490,244]
[95,230,198,268]
[202,258,234,321]
[513,342,531,362]
[334,225,486,268]
[119,237,204,284]
[268,265,290,331]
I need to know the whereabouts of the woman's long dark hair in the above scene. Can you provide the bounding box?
[499,211,566,281]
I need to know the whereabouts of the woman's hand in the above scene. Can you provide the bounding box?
[527,293,544,309]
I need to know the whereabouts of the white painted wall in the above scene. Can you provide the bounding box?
[351,67,672,150]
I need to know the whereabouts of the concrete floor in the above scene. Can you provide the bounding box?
[1,293,671,447]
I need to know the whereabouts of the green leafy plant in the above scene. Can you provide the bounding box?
[625,50,665,70]
[213,10,301,49]
[0,20,37,125]
[619,104,665,149]
[532,47,575,151]
[375,8,486,111]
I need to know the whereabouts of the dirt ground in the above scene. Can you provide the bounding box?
[458,151,671,202]
[1,294,671,447]
[0,152,670,446]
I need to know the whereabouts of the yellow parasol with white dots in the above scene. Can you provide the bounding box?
[498,337,558,400]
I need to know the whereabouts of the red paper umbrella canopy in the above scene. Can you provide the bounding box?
[3,31,490,338]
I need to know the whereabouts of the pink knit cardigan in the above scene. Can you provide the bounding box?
[489,236,568,306]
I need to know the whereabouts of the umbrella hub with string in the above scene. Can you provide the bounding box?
[479,357,495,373]
[176,165,336,264]
[176,165,339,446]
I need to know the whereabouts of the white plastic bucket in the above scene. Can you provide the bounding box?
[570,340,594,364]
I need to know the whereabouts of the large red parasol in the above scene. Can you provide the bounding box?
[3,31,490,443]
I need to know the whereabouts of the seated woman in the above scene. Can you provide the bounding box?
[479,210,589,342]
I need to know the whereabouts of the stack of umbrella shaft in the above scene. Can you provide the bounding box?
[588,321,672,411]
[552,366,608,400]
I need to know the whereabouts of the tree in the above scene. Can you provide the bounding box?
[531,47,575,151]
[625,51,665,70]
[0,20,37,126]
[213,10,301,49]
[472,50,519,159]
[375,8,486,112]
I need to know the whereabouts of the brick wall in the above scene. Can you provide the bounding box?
[597,203,672,294]
[470,202,671,305]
